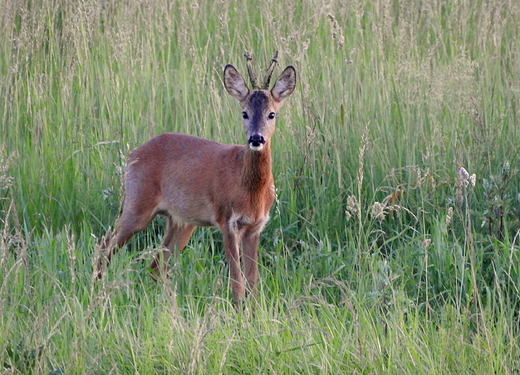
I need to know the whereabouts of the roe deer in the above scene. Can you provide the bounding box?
[96,52,296,302]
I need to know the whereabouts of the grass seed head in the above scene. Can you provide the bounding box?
[346,195,360,218]
[370,202,386,221]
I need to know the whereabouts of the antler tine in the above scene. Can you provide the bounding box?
[244,52,259,90]
[261,51,279,90]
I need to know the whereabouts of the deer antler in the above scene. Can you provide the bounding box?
[243,51,279,90]
[261,51,278,90]
[244,52,259,90]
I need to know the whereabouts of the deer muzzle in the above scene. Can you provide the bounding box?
[248,134,265,150]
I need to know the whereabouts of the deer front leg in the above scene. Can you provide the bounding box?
[241,228,260,297]
[221,224,245,302]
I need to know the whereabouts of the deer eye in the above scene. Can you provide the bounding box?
[268,112,275,119]
[242,112,249,119]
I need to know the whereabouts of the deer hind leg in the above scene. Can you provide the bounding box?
[97,201,157,277]
[150,215,195,278]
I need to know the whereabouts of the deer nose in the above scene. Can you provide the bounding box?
[248,134,265,149]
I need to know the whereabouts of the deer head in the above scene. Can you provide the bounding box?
[223,52,296,151]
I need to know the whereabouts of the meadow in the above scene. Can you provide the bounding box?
[1,0,520,373]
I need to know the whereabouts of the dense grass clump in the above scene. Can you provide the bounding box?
[1,0,520,373]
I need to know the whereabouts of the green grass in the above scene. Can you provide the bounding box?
[1,0,520,373]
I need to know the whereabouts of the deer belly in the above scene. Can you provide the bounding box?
[158,195,217,227]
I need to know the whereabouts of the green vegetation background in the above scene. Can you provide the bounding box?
[1,0,520,373]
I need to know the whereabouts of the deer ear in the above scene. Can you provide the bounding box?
[224,65,250,102]
[271,66,296,102]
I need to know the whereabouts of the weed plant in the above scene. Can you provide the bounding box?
[1,0,520,373]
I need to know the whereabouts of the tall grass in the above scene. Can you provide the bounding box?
[1,0,520,373]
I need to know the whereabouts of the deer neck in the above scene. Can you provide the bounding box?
[241,142,273,193]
